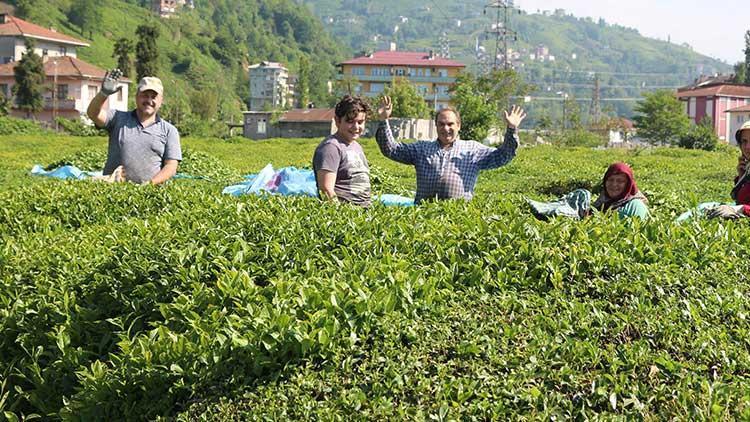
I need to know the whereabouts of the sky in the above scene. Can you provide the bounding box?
[517,0,746,64]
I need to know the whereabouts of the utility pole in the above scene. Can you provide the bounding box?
[483,0,518,71]
[589,73,601,126]
[52,58,58,131]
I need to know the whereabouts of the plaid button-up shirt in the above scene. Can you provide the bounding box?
[376,120,518,203]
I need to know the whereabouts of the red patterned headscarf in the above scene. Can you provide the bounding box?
[594,162,646,211]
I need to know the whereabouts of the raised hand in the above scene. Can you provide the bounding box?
[378,95,392,120]
[101,69,123,96]
[504,105,527,129]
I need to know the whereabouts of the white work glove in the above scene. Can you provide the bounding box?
[706,204,745,220]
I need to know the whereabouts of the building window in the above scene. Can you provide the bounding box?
[0,84,7,98]
[258,119,266,134]
[42,49,48,56]
[370,83,384,93]
[351,67,365,76]
[60,46,67,56]
[438,69,448,77]
[89,85,99,100]
[425,69,431,77]
[56,84,68,100]
[395,68,405,76]
[117,88,123,102]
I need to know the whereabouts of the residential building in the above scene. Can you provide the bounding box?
[726,105,750,145]
[243,108,335,139]
[337,50,466,110]
[0,14,129,123]
[248,61,293,111]
[0,13,89,63]
[243,108,436,141]
[152,0,194,18]
[676,81,750,141]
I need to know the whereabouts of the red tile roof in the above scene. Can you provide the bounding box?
[341,51,465,68]
[0,15,89,46]
[726,104,750,113]
[618,117,635,130]
[676,84,750,99]
[0,56,130,81]
[279,108,335,122]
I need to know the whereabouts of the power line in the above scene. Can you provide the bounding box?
[518,96,642,102]
[528,82,682,89]
[483,0,518,71]
[525,66,693,77]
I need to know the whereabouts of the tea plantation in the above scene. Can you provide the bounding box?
[1,135,749,420]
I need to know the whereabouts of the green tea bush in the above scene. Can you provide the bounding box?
[1,137,748,420]
[54,117,107,137]
[42,148,241,182]
[0,116,46,135]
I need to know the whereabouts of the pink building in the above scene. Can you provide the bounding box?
[676,82,750,142]
[0,14,129,123]
[726,104,750,145]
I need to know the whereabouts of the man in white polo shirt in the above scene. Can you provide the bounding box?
[86,69,182,184]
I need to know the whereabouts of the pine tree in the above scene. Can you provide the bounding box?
[113,38,134,78]
[135,24,160,80]
[744,30,750,85]
[13,38,45,119]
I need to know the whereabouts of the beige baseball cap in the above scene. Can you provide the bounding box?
[136,76,163,96]
[736,120,750,144]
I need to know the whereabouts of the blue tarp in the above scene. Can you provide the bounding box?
[223,164,415,206]
[30,164,102,180]
[31,164,206,181]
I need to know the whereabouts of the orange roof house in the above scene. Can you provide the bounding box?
[0,14,129,123]
[337,49,466,111]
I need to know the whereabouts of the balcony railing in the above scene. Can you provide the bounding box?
[337,74,456,84]
[360,92,452,101]
[43,98,77,110]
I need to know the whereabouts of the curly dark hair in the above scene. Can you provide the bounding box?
[334,95,371,121]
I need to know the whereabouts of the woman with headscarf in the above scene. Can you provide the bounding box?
[592,162,649,218]
[707,121,750,219]
[527,162,649,220]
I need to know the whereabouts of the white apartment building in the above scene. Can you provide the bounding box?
[248,61,293,110]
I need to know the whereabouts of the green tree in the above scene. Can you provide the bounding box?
[297,55,311,108]
[745,30,750,85]
[633,90,690,145]
[561,94,582,130]
[13,39,45,119]
[68,0,101,39]
[135,24,160,80]
[377,77,430,119]
[191,89,219,121]
[734,62,747,85]
[450,73,497,141]
[112,38,134,78]
[679,117,719,151]
[450,69,531,140]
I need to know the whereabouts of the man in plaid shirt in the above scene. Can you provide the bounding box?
[375,95,526,203]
